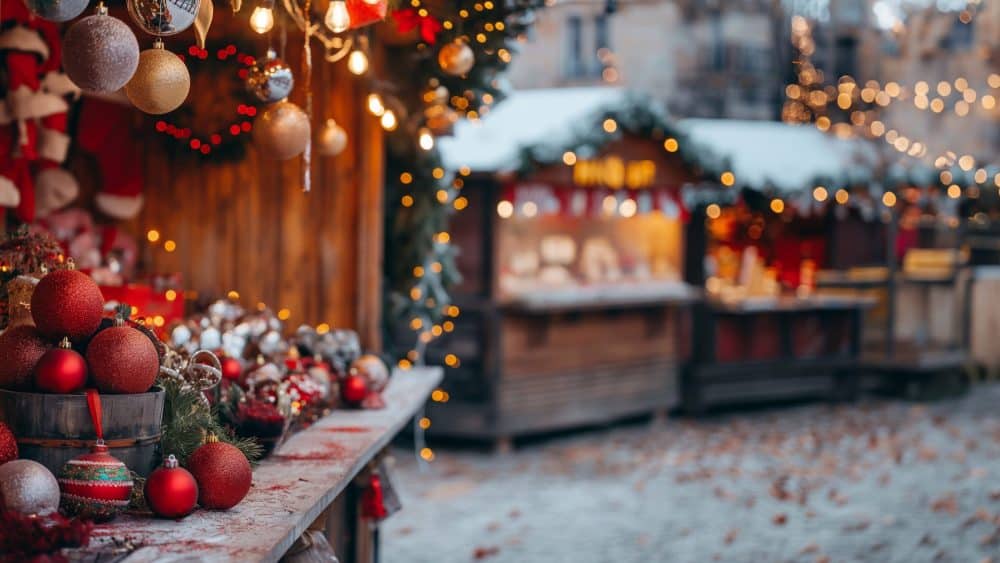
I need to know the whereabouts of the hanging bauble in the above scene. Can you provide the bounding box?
[351,354,389,393]
[31,268,104,343]
[0,422,18,465]
[127,0,201,36]
[86,317,160,394]
[34,338,88,394]
[437,39,474,76]
[245,49,294,104]
[0,325,50,390]
[144,455,198,519]
[125,40,191,115]
[340,373,368,406]
[0,460,60,516]
[62,4,141,93]
[58,442,134,521]
[187,435,252,510]
[317,118,348,157]
[221,356,243,381]
[23,0,90,22]
[253,101,310,161]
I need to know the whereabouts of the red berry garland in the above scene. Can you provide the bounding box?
[187,435,252,510]
[152,43,259,160]
[145,455,198,519]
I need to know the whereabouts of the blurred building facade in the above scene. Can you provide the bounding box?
[505,0,895,120]
[873,1,999,166]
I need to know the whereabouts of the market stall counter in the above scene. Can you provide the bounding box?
[77,367,442,563]
[683,295,874,414]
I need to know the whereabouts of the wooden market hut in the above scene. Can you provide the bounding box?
[67,9,386,348]
[425,88,703,444]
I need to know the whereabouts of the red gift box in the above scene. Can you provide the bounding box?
[99,283,184,338]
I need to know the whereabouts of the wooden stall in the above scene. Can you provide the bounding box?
[62,9,385,346]
[425,89,697,445]
[678,119,877,412]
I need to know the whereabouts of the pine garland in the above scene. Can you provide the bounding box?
[159,378,263,466]
[382,0,546,357]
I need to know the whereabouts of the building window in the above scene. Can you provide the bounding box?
[565,15,585,78]
[593,13,610,74]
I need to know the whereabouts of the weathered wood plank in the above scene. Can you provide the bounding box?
[83,367,442,563]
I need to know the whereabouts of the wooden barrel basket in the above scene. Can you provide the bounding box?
[0,387,165,477]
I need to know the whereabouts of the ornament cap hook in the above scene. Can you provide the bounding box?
[95,2,108,15]
[164,454,179,468]
[58,337,72,349]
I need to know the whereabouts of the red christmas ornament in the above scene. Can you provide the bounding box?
[86,317,160,394]
[0,325,50,390]
[30,268,105,343]
[221,356,242,381]
[34,338,88,394]
[187,435,252,510]
[341,373,368,406]
[0,422,18,465]
[57,391,133,522]
[144,455,198,519]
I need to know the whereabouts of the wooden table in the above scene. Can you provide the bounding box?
[76,367,442,563]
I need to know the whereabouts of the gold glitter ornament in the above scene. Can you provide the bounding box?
[253,101,311,160]
[62,3,140,93]
[437,39,474,76]
[316,118,348,156]
[125,40,191,115]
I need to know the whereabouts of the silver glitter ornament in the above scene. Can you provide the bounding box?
[0,460,61,516]
[245,49,294,104]
[23,0,90,22]
[127,0,202,37]
[62,4,140,93]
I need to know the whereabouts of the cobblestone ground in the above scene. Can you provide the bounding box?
[382,384,1000,563]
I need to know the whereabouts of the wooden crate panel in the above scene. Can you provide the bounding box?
[501,309,679,377]
[496,360,678,434]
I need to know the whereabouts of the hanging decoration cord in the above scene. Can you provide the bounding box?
[301,0,313,192]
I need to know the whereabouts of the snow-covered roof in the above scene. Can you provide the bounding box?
[678,119,875,193]
[438,87,630,172]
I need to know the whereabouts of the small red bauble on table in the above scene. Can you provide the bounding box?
[87,315,160,394]
[340,373,369,406]
[145,454,198,519]
[0,325,50,390]
[30,266,105,343]
[0,422,18,465]
[187,434,252,510]
[34,338,88,394]
[221,356,243,381]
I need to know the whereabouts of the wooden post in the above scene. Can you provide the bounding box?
[355,72,385,353]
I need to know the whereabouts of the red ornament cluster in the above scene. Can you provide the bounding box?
[152,43,258,158]
[0,510,94,559]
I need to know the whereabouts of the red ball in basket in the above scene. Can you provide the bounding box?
[86,316,160,394]
[31,267,104,343]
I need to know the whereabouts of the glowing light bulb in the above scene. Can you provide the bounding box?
[324,0,350,33]
[418,128,434,150]
[347,50,368,75]
[381,110,397,131]
[367,93,384,116]
[249,5,274,34]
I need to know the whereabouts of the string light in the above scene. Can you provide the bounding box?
[347,50,368,75]
[367,93,385,116]
[835,189,849,204]
[146,230,160,243]
[249,1,275,34]
[324,0,350,33]
[418,128,434,150]
[813,186,828,202]
[380,110,398,131]
[720,171,735,187]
